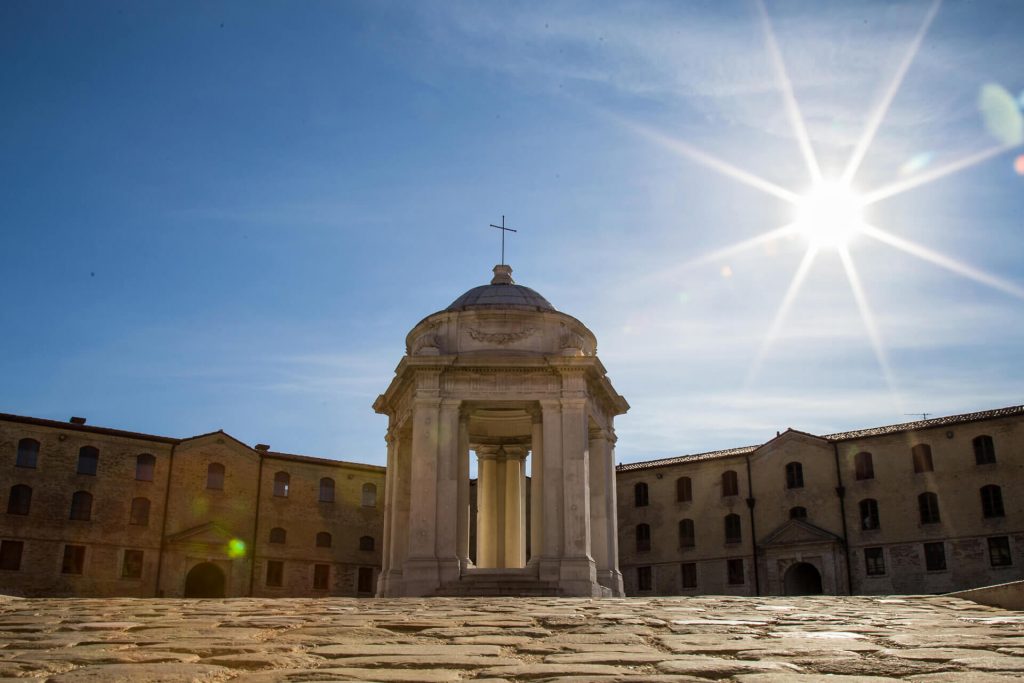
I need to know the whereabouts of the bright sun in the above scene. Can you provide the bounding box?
[795,182,865,249]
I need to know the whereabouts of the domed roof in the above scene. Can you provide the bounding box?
[446,265,555,312]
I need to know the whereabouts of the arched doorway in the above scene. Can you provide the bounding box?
[184,562,225,598]
[784,562,823,595]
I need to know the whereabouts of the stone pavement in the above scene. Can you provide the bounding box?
[1,594,1023,682]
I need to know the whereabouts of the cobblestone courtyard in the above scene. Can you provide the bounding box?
[1,595,1023,681]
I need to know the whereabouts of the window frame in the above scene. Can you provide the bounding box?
[727,558,745,585]
[76,446,99,476]
[129,497,150,526]
[69,491,93,521]
[636,523,651,553]
[15,439,39,469]
[633,482,649,507]
[973,435,996,465]
[7,484,32,516]
[854,451,874,480]
[912,444,934,473]
[0,540,24,571]
[789,506,807,520]
[273,472,290,498]
[859,498,880,531]
[266,560,284,587]
[923,541,946,571]
[785,461,804,489]
[359,535,375,552]
[62,544,86,575]
[313,563,330,590]
[981,485,1005,519]
[678,518,695,548]
[636,565,652,591]
[864,547,885,576]
[319,477,335,503]
[988,536,1012,567]
[135,454,156,482]
[316,531,332,548]
[680,562,697,589]
[269,527,287,544]
[918,492,941,525]
[721,470,739,497]
[676,476,692,503]
[121,549,144,579]
[206,463,225,491]
[724,513,742,544]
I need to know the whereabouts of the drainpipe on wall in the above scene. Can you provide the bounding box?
[744,454,760,596]
[248,452,265,596]
[154,441,178,598]
[832,441,853,595]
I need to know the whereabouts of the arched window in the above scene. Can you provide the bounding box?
[678,519,695,548]
[269,527,287,544]
[785,462,804,489]
[316,531,332,548]
[912,444,933,473]
[789,506,807,520]
[319,477,335,503]
[129,497,150,526]
[135,454,155,481]
[918,492,940,524]
[859,498,880,530]
[359,535,375,551]
[16,439,39,468]
[973,435,996,465]
[206,463,225,490]
[634,482,649,507]
[854,452,874,480]
[636,524,651,552]
[981,485,1005,518]
[361,482,376,507]
[70,491,93,521]
[724,513,741,543]
[273,472,290,498]
[676,477,692,503]
[7,485,31,515]
[77,446,99,476]
[721,470,738,497]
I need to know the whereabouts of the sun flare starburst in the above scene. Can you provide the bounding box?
[625,0,1023,405]
[794,182,865,249]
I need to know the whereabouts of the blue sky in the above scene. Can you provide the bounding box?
[2,0,1022,466]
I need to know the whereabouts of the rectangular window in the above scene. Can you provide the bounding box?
[864,547,885,576]
[727,558,745,585]
[266,560,283,587]
[62,545,86,575]
[357,566,374,593]
[637,565,652,591]
[121,550,144,579]
[989,536,1012,567]
[924,542,946,571]
[313,563,330,590]
[680,562,697,589]
[0,540,24,571]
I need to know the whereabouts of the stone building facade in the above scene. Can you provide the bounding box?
[0,413,384,598]
[616,405,1024,597]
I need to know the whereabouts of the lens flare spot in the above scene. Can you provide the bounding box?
[1014,155,1024,176]
[795,182,865,249]
[227,539,246,558]
[978,83,1024,145]
[899,152,933,176]
[720,265,733,278]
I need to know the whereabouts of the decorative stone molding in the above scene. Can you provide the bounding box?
[410,322,442,356]
[466,326,537,345]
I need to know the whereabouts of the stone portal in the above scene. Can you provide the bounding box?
[184,562,226,598]
[374,265,628,597]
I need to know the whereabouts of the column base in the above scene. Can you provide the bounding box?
[597,568,625,597]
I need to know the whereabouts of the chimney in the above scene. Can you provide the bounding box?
[69,417,87,425]
[255,444,270,452]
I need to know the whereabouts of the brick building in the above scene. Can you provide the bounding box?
[0,413,384,598]
[3,405,1023,597]
[616,405,1024,597]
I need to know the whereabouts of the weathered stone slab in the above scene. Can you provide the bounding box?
[46,663,231,682]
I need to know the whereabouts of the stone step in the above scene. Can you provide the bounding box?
[432,578,562,597]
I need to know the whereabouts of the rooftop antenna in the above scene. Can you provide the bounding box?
[905,413,931,421]
[490,215,517,265]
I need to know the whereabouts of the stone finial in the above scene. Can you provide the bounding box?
[491,264,514,285]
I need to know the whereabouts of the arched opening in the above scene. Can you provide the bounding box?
[783,562,822,596]
[184,562,226,598]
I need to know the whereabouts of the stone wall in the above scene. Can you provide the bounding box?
[616,410,1024,596]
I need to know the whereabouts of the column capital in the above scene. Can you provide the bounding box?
[476,445,502,460]
[502,445,529,461]
[527,403,543,423]
[588,427,609,442]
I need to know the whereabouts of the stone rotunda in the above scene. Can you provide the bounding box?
[373,264,629,597]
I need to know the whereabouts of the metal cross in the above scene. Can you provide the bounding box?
[490,215,517,265]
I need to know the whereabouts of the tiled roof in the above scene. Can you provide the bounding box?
[617,404,1024,472]
[265,450,385,471]
[822,404,1024,441]
[617,445,758,472]
[0,412,375,468]
[0,412,179,444]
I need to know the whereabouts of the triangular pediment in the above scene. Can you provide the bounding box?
[176,430,260,459]
[754,428,829,455]
[760,518,841,547]
[166,521,239,546]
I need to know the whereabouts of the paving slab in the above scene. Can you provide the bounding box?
[0,594,1022,680]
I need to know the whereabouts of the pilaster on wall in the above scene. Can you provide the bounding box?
[539,400,563,582]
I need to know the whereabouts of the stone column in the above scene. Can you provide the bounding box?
[390,434,412,590]
[456,409,471,570]
[588,428,610,591]
[494,447,507,568]
[560,397,597,594]
[476,447,499,568]
[528,407,544,567]
[434,399,461,584]
[376,431,397,595]
[539,400,563,582]
[503,445,528,568]
[604,430,624,596]
[403,397,441,594]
